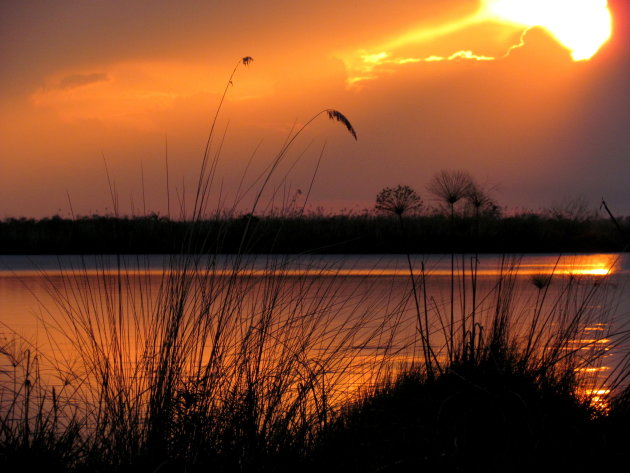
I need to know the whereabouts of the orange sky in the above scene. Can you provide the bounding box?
[1,0,629,218]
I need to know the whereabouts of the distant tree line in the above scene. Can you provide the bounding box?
[0,169,626,254]
[0,212,626,255]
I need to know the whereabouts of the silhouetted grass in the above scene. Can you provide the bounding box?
[2,58,630,473]
[307,258,630,472]
[310,357,609,472]
[3,251,630,472]
[1,63,376,471]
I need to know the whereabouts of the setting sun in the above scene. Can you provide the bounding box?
[342,0,613,87]
[483,0,613,60]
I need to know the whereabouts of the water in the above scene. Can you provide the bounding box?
[2,253,628,332]
[1,253,629,404]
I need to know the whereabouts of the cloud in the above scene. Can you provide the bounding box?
[339,0,611,86]
[57,72,109,90]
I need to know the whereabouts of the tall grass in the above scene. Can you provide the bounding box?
[1,58,630,472]
[3,254,628,471]
[32,254,402,471]
[309,257,630,471]
[0,57,375,471]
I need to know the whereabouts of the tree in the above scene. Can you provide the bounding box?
[375,185,423,217]
[464,180,500,218]
[426,169,473,217]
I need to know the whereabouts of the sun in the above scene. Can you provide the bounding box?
[483,0,613,60]
[341,0,613,85]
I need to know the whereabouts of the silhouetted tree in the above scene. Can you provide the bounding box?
[464,180,500,219]
[375,185,423,217]
[427,169,473,218]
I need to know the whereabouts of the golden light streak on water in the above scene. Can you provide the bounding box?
[0,254,620,278]
[581,388,612,411]
[575,366,608,373]
[568,319,616,411]
[0,253,625,413]
[519,253,619,277]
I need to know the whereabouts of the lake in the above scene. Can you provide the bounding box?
[1,253,629,406]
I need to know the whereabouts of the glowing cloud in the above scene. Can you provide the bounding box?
[342,0,612,85]
[423,50,495,62]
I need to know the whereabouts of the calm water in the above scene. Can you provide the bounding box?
[1,253,629,401]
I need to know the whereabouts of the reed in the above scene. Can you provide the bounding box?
[1,58,630,472]
[1,57,372,472]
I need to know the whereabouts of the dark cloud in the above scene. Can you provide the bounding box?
[57,72,108,90]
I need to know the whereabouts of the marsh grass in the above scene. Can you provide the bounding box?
[39,254,403,471]
[0,59,375,471]
[2,59,630,472]
[309,259,630,472]
[2,254,630,472]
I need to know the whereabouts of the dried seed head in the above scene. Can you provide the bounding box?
[326,109,358,140]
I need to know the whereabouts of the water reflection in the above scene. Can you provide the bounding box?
[567,319,618,411]
[518,254,619,277]
[0,253,628,411]
[584,389,612,411]
[0,253,623,277]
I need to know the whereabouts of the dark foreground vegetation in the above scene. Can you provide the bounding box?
[1,212,628,254]
[314,356,630,472]
[2,269,630,473]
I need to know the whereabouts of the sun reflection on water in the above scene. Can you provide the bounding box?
[568,321,616,412]
[519,254,619,277]
[581,388,612,412]
[0,253,625,415]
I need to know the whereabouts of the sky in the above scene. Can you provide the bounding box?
[1,0,629,218]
